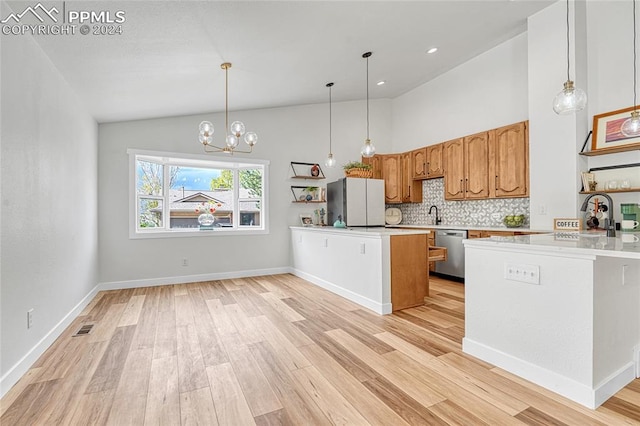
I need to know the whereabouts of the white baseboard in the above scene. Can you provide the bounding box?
[98,267,292,291]
[463,337,634,409]
[0,284,100,398]
[0,266,291,399]
[291,268,391,315]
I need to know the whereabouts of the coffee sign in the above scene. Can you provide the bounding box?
[553,218,582,231]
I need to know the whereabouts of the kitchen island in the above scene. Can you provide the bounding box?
[462,233,640,408]
[290,226,431,314]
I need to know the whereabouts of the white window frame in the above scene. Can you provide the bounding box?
[128,149,269,239]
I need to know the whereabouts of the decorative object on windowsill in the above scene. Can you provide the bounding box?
[552,0,587,115]
[343,161,372,178]
[333,215,346,228]
[198,62,258,154]
[196,202,220,228]
[622,0,640,137]
[325,82,337,168]
[360,52,376,157]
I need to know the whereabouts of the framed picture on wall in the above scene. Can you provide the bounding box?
[592,106,640,152]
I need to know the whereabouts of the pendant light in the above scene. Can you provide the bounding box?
[198,62,258,154]
[325,82,336,168]
[622,0,640,137]
[552,0,587,115]
[361,52,376,158]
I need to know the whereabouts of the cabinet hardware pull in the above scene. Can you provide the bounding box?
[495,175,498,190]
[460,179,463,194]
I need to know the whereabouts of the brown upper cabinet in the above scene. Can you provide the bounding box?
[463,131,491,200]
[443,138,465,200]
[401,152,422,203]
[411,148,427,179]
[362,154,383,179]
[426,143,444,178]
[381,154,402,204]
[489,121,529,198]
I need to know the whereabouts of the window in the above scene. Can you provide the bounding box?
[128,149,269,238]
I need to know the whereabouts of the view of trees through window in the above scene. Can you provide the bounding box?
[134,154,265,233]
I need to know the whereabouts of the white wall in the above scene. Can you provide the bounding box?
[98,99,392,285]
[391,32,529,153]
[0,29,99,394]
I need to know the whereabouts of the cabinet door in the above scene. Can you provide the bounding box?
[464,132,490,199]
[401,152,422,203]
[362,155,383,179]
[443,138,465,200]
[492,121,529,198]
[381,154,402,204]
[411,148,427,179]
[426,143,444,178]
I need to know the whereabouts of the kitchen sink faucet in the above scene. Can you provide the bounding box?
[580,192,616,237]
[428,205,442,225]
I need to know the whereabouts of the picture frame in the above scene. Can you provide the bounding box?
[592,106,640,152]
[299,214,313,227]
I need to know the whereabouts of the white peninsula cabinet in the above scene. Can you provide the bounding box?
[463,233,640,409]
[290,226,431,314]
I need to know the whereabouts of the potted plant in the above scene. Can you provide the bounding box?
[304,186,319,201]
[342,161,373,178]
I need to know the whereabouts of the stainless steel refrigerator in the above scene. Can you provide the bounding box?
[326,178,385,227]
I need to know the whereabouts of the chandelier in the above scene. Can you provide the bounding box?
[198,62,258,154]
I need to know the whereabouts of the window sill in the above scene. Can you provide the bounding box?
[129,227,269,239]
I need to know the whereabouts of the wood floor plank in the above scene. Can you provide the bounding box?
[254,316,311,371]
[326,328,447,408]
[254,408,294,426]
[292,365,370,425]
[118,294,146,326]
[85,325,136,393]
[130,289,160,351]
[153,309,177,360]
[157,284,175,312]
[260,292,306,322]
[224,303,264,345]
[145,355,181,426]
[176,323,208,393]
[88,302,127,343]
[188,287,229,366]
[79,291,105,316]
[404,304,464,328]
[207,298,239,336]
[207,362,256,426]
[106,348,153,425]
[428,399,491,426]
[221,332,283,417]
[298,342,410,426]
[180,387,219,426]
[248,340,330,425]
[515,406,569,426]
[66,388,117,426]
[601,396,640,423]
[0,379,62,426]
[0,367,42,417]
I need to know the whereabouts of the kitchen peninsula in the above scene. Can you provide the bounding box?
[290,226,431,314]
[462,233,640,408]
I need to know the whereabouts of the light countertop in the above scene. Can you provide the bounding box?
[463,232,640,260]
[289,226,431,237]
[389,224,553,233]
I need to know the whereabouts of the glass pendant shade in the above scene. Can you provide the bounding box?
[199,121,214,136]
[226,134,239,148]
[361,139,376,158]
[325,153,336,168]
[244,132,258,146]
[199,133,213,145]
[553,80,587,115]
[230,121,245,137]
[621,111,640,137]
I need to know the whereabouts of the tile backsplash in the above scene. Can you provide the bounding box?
[392,178,530,227]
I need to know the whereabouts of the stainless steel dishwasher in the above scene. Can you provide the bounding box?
[435,229,468,280]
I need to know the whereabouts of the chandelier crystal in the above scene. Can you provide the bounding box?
[361,52,376,158]
[553,0,587,115]
[198,62,258,154]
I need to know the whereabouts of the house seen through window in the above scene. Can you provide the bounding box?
[131,150,268,236]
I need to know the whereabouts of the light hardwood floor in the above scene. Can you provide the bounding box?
[2,274,640,425]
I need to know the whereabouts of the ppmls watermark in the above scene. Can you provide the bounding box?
[1,2,126,36]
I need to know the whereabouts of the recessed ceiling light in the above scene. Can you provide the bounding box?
[427,47,438,54]
[376,80,386,86]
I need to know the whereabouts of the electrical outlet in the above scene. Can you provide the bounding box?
[27,309,34,329]
[504,263,540,285]
[182,258,189,267]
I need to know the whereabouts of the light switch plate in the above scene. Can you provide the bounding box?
[504,263,540,285]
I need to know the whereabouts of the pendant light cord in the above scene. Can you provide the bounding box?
[366,55,370,140]
[634,0,638,111]
[225,65,229,134]
[329,84,333,153]
[566,0,570,81]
